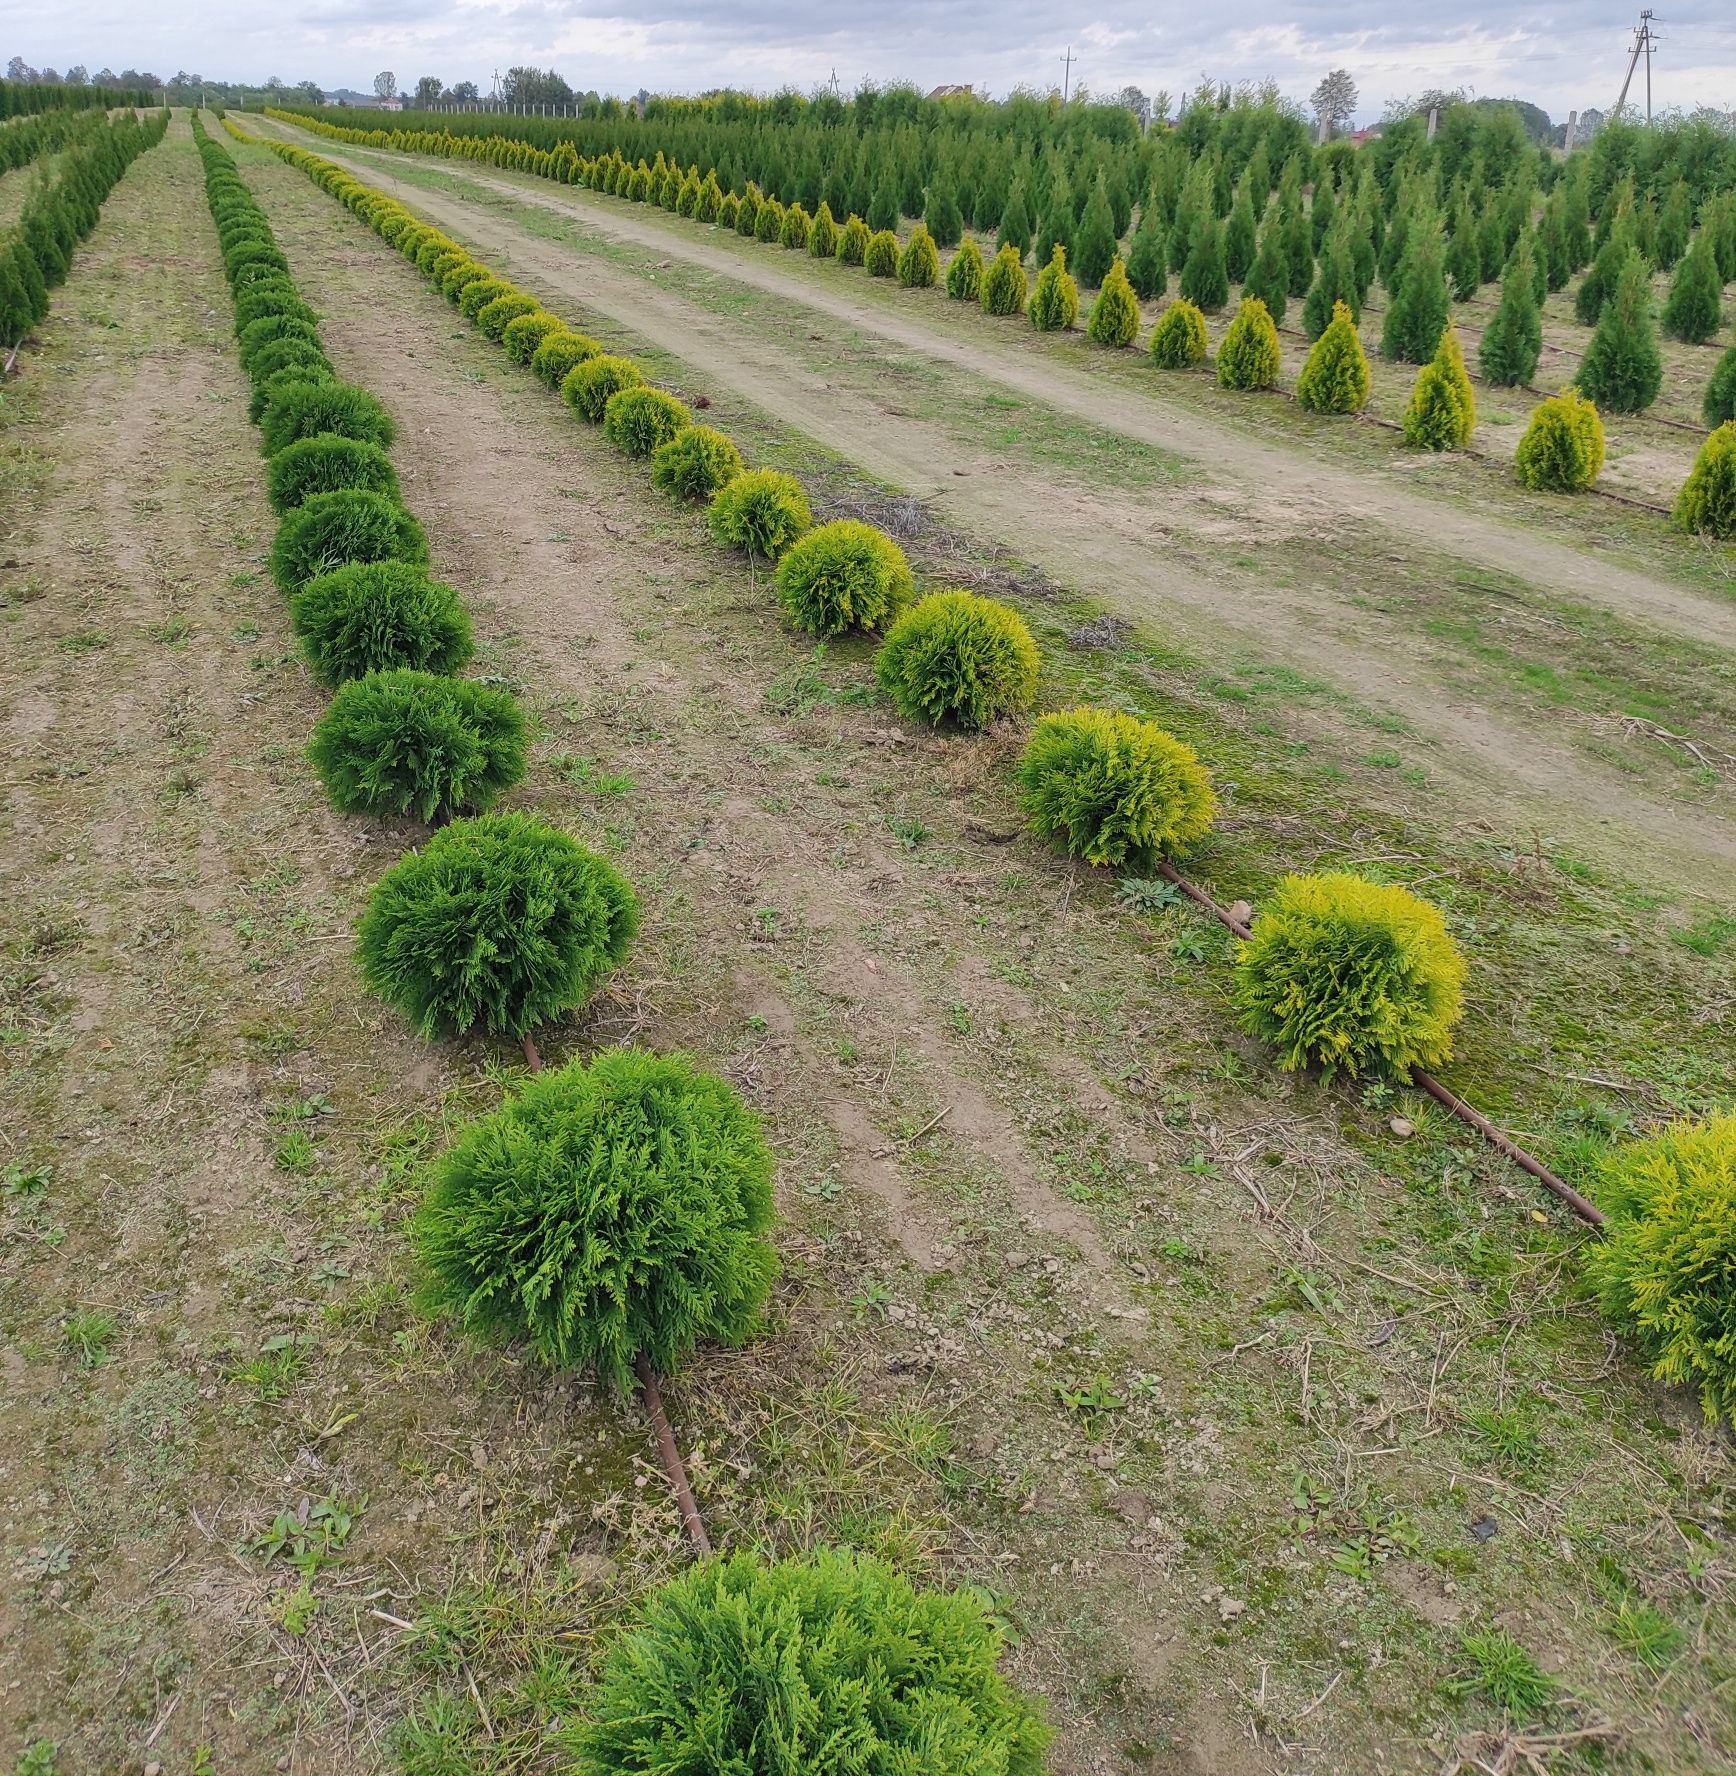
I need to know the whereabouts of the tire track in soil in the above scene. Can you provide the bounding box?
[243,124,1736,882]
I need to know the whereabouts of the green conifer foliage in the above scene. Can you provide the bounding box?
[1242,215,1289,325]
[1029,244,1080,332]
[1148,300,1208,369]
[1578,250,1663,414]
[1575,220,1636,327]
[1301,229,1359,340]
[1178,214,1229,312]
[1381,224,1451,363]
[1478,238,1544,386]
[1216,296,1282,390]
[1663,235,1724,345]
[946,238,985,302]
[1220,182,1257,287]
[808,200,839,257]
[754,196,784,244]
[980,243,1029,316]
[1401,327,1476,450]
[1281,199,1314,298]
[1086,256,1141,347]
[924,171,964,248]
[997,176,1033,258]
[1126,202,1168,299]
[1072,172,1117,287]
[867,168,900,233]
[837,214,870,265]
[1705,341,1736,429]
[1514,387,1606,492]
[896,224,940,288]
[1675,422,1736,539]
[1655,179,1693,270]
[1444,191,1482,300]
[864,228,900,277]
[778,202,810,250]
[1296,301,1370,413]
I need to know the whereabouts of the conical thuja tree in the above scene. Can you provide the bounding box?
[1655,178,1693,270]
[1301,225,1359,341]
[1478,237,1543,387]
[1035,164,1073,268]
[1178,212,1229,313]
[1215,296,1281,391]
[1578,249,1662,415]
[418,1047,777,1555]
[1296,300,1371,414]
[1402,326,1476,450]
[1126,200,1168,299]
[1085,255,1140,346]
[1029,243,1079,331]
[1663,234,1724,345]
[1706,338,1736,429]
[1224,182,1257,284]
[1072,171,1117,287]
[997,174,1033,258]
[1382,221,1450,363]
[924,168,963,249]
[1444,189,1482,300]
[1242,212,1289,326]
[1574,215,1637,327]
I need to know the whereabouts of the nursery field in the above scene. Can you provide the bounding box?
[2,109,1735,1776]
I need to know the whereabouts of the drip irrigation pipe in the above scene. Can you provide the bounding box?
[635,1355,714,1557]
[1153,863,1605,1230]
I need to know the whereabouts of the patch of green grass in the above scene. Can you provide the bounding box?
[62,1308,118,1368]
[1447,1628,1556,1715]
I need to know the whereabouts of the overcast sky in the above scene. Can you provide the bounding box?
[8,3,1736,121]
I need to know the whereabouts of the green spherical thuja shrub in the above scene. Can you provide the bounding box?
[1029,244,1079,332]
[416,1047,775,1383]
[246,331,330,388]
[290,561,473,686]
[1016,707,1216,868]
[357,811,639,1041]
[1514,387,1606,492]
[270,490,429,597]
[1149,300,1209,369]
[457,276,514,322]
[266,433,400,514]
[233,283,315,337]
[531,329,603,389]
[440,260,488,302]
[573,1548,1050,1776]
[237,312,321,374]
[1587,1112,1736,1424]
[774,519,913,636]
[650,425,744,500]
[602,386,691,457]
[562,354,645,422]
[1295,300,1370,414]
[502,310,563,365]
[1232,872,1467,1079]
[247,363,336,427]
[709,469,812,560]
[1086,256,1140,347]
[260,380,396,457]
[837,214,871,266]
[864,229,900,278]
[1676,422,1736,540]
[309,669,527,822]
[875,591,1039,729]
[946,237,985,302]
[980,243,1029,317]
[1216,296,1282,390]
[476,293,541,341]
[897,224,940,288]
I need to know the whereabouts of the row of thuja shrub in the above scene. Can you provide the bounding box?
[211,116,1058,1764]
[240,119,1736,1443]
[263,107,1736,542]
[0,101,103,174]
[0,105,169,352]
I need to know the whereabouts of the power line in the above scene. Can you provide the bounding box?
[1614,9,1662,126]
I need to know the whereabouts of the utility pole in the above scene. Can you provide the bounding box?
[828,66,839,99]
[1614,10,1661,126]
[1061,45,1074,105]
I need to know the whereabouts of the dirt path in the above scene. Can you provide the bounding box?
[256,125,1736,652]
[244,124,1736,879]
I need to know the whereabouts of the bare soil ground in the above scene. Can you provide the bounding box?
[3,119,1734,1776]
[243,122,1736,886]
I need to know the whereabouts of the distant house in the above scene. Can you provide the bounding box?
[928,84,974,101]
[1350,126,1383,143]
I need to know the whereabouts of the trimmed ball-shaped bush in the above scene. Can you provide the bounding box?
[602,386,691,457]
[356,811,640,1040]
[245,327,330,387]
[237,312,321,374]
[1149,300,1209,369]
[502,310,564,365]
[260,380,396,457]
[980,243,1029,317]
[248,363,336,428]
[573,1548,1050,1776]
[1232,872,1467,1079]
[650,424,744,500]
[709,469,812,560]
[266,433,400,514]
[476,292,541,341]
[864,229,900,278]
[233,284,315,337]
[457,276,514,322]
[290,561,474,686]
[309,669,527,822]
[1016,707,1216,867]
[562,354,645,422]
[875,591,1039,729]
[1588,1112,1736,1424]
[269,490,429,597]
[946,238,985,302]
[439,260,488,302]
[1216,296,1282,390]
[1676,422,1736,540]
[897,224,940,288]
[416,1047,775,1384]
[1514,387,1606,492]
[531,329,603,389]
[773,518,912,635]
